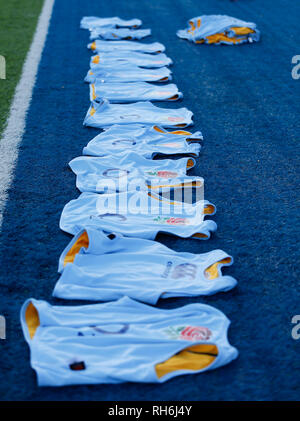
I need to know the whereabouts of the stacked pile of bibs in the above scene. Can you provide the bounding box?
[177,15,260,45]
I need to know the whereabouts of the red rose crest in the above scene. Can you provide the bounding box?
[180,326,212,341]
[157,171,178,178]
[166,217,187,225]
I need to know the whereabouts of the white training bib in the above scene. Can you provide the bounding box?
[83,124,201,158]
[85,64,172,83]
[90,52,172,69]
[59,190,217,240]
[69,152,199,193]
[83,100,193,129]
[177,15,260,45]
[21,296,238,386]
[88,40,165,54]
[89,28,151,41]
[89,81,182,102]
[54,228,237,303]
[80,16,142,30]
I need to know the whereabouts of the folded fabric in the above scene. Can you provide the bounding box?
[21,296,238,386]
[54,228,237,303]
[83,124,201,158]
[85,64,172,83]
[69,152,199,193]
[177,15,260,45]
[83,100,193,129]
[80,16,142,30]
[90,52,172,68]
[89,81,181,102]
[90,28,151,41]
[60,190,217,240]
[88,40,165,53]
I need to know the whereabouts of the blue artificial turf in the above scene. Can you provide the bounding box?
[0,0,299,401]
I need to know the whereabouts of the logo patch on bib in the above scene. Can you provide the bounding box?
[164,325,212,341]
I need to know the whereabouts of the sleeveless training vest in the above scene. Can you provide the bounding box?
[89,28,151,41]
[59,190,217,240]
[83,124,201,158]
[69,152,200,193]
[80,16,142,30]
[89,81,182,102]
[21,296,238,386]
[54,228,237,303]
[85,64,172,84]
[90,52,172,69]
[88,40,165,54]
[177,15,260,45]
[83,101,193,129]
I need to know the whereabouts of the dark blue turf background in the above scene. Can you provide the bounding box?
[0,0,299,401]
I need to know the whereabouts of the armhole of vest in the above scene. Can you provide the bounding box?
[174,123,188,128]
[191,232,209,239]
[204,257,233,280]
[153,126,192,137]
[191,218,217,240]
[155,343,219,380]
[203,203,216,215]
[21,300,40,341]
[89,104,96,116]
[186,134,203,142]
[63,230,90,268]
[90,41,96,51]
[92,54,100,65]
[168,94,179,101]
[186,158,196,170]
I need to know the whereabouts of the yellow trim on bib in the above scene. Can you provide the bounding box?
[170,130,191,135]
[168,94,179,101]
[25,302,40,340]
[186,158,194,169]
[92,55,100,64]
[64,231,89,267]
[153,126,167,134]
[203,204,215,215]
[230,26,255,35]
[205,257,232,280]
[188,20,196,33]
[153,126,192,136]
[192,232,208,239]
[174,123,188,128]
[90,41,96,51]
[148,193,214,212]
[148,192,181,206]
[205,33,246,44]
[156,343,218,379]
[147,179,203,190]
[91,83,96,100]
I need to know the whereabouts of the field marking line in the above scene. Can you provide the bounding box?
[0,0,55,231]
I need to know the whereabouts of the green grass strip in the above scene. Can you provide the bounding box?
[0,0,44,136]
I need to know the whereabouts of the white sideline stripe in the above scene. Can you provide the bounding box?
[0,0,55,230]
